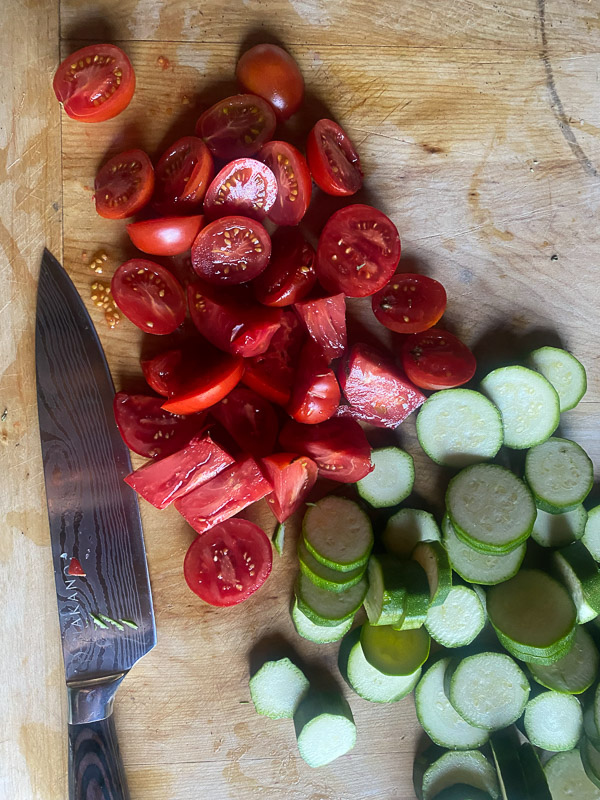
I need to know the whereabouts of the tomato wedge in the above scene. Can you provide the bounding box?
[401,329,477,390]
[175,456,273,535]
[203,158,278,221]
[279,417,373,483]
[294,293,346,362]
[53,44,135,123]
[162,352,244,415]
[196,94,277,160]
[306,119,363,196]
[210,386,279,458]
[94,149,154,220]
[188,282,281,357]
[113,392,205,458]
[154,136,214,213]
[127,216,204,257]
[288,341,341,425]
[111,259,186,335]
[191,216,272,284]
[236,44,304,121]
[252,227,316,307]
[261,453,318,523]
[183,518,273,606]
[372,273,447,334]
[242,309,306,406]
[141,349,183,397]
[338,343,425,428]
[124,433,234,510]
[258,141,312,226]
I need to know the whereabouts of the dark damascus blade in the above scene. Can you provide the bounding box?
[36,250,155,685]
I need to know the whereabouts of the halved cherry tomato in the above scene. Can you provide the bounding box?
[258,141,312,226]
[141,349,183,397]
[111,259,186,335]
[53,44,135,123]
[294,293,346,362]
[203,159,277,220]
[175,457,273,535]
[288,341,341,425]
[127,216,204,257]
[154,136,214,213]
[162,353,244,414]
[195,95,276,160]
[183,518,273,606]
[210,386,278,457]
[316,204,401,297]
[401,329,476,390]
[252,227,316,307]
[242,309,306,406]
[188,282,281,357]
[338,343,425,428]
[94,149,154,220]
[279,417,373,483]
[113,392,205,458]
[236,44,304,121]
[191,216,271,284]
[261,453,318,523]
[306,119,363,196]
[124,433,234,509]
[372,274,447,334]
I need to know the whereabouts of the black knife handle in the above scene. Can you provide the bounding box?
[68,714,130,800]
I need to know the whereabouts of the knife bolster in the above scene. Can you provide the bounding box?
[68,672,127,725]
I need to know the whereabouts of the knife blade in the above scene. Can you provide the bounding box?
[36,249,156,800]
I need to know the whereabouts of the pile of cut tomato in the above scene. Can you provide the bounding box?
[55,41,477,608]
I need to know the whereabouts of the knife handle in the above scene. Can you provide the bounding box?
[68,714,130,800]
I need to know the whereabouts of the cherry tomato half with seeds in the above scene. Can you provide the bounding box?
[154,136,214,213]
[294,292,347,362]
[258,141,312,226]
[183,518,273,607]
[141,349,183,397]
[203,158,278,221]
[252,227,316,307]
[288,341,341,425]
[306,119,363,197]
[316,204,401,297]
[210,386,279,458]
[111,259,186,335]
[261,453,318,523]
[191,215,271,285]
[401,329,477,390]
[236,44,304,121]
[372,273,447,334]
[53,44,135,123]
[94,149,154,220]
[196,94,277,160]
[127,216,204,257]
[162,352,244,415]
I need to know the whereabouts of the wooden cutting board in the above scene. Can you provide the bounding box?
[2,1,600,798]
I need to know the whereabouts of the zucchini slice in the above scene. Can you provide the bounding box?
[442,515,525,585]
[294,690,356,767]
[356,446,414,508]
[295,572,368,627]
[527,345,587,412]
[525,437,593,513]
[383,508,441,558]
[523,690,583,751]
[363,554,406,626]
[531,504,588,548]
[302,495,373,571]
[528,624,599,694]
[425,585,486,648]
[553,542,600,623]
[583,505,600,561]
[298,538,365,593]
[249,657,309,719]
[420,749,500,800]
[412,540,452,608]
[361,622,430,676]
[291,600,352,644]
[544,749,600,800]
[345,635,421,703]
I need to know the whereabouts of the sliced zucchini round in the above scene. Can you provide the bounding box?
[363,554,406,626]
[525,437,593,513]
[523,690,582,751]
[528,625,599,694]
[382,508,441,559]
[442,515,525,585]
[249,657,309,719]
[531,504,588,548]
[581,736,600,791]
[294,572,368,627]
[527,345,587,412]
[583,505,600,561]
[302,495,373,571]
[294,690,356,768]
[356,446,414,508]
[391,560,431,630]
[544,749,600,800]
[412,540,452,608]
[425,585,486,648]
[421,750,500,800]
[553,542,600,623]
[360,622,430,676]
[298,538,365,593]
[291,600,353,644]
[345,636,421,703]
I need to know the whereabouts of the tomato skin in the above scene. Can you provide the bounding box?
[127,216,204,257]
[279,417,373,483]
[191,216,272,285]
[288,341,341,425]
[203,158,278,221]
[175,457,273,535]
[196,94,277,160]
[252,227,316,307]
[258,141,312,226]
[94,149,154,220]
[261,453,318,523]
[111,259,186,335]
[402,329,477,390]
[316,204,401,298]
[306,119,362,196]
[141,349,183,397]
[154,137,214,213]
[162,353,244,415]
[210,386,279,458]
[338,343,425,428]
[294,293,346,362]
[372,274,447,334]
[53,44,135,123]
[236,44,304,121]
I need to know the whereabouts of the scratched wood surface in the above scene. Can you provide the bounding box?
[2,0,600,798]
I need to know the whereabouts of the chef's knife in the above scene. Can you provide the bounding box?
[36,249,156,800]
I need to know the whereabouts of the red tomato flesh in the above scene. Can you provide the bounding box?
[175,456,272,535]
[196,94,277,160]
[210,386,279,458]
[253,227,316,307]
[372,273,447,334]
[204,158,277,221]
[94,149,154,220]
[127,216,204,257]
[114,392,206,458]
[124,433,234,510]
[53,44,135,123]
[288,341,341,425]
[261,453,319,523]
[402,329,477,390]
[67,558,86,577]
[141,349,183,397]
[316,204,401,297]
[338,343,426,428]
[279,417,373,483]
[154,136,214,213]
[184,518,273,606]
[306,119,363,196]
[162,353,244,415]
[236,44,304,121]
[294,293,347,362]
[258,141,312,226]
[111,259,186,335]
[191,216,271,285]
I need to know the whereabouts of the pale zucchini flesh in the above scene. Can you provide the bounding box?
[425,585,486,648]
[249,657,309,719]
[356,446,414,508]
[295,572,368,626]
[303,495,373,571]
[383,508,441,558]
[298,538,365,593]
[346,638,421,703]
[361,622,430,676]
[442,515,525,585]
[544,749,600,800]
[523,690,583,751]
[291,600,352,644]
[527,345,587,412]
[528,624,599,694]
[363,554,406,626]
[531,504,588,548]
[294,690,356,767]
[412,540,452,608]
[421,750,500,800]
[553,542,600,624]
[583,505,600,561]
[525,437,593,513]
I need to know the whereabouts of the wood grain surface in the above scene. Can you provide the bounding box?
[2,1,600,799]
